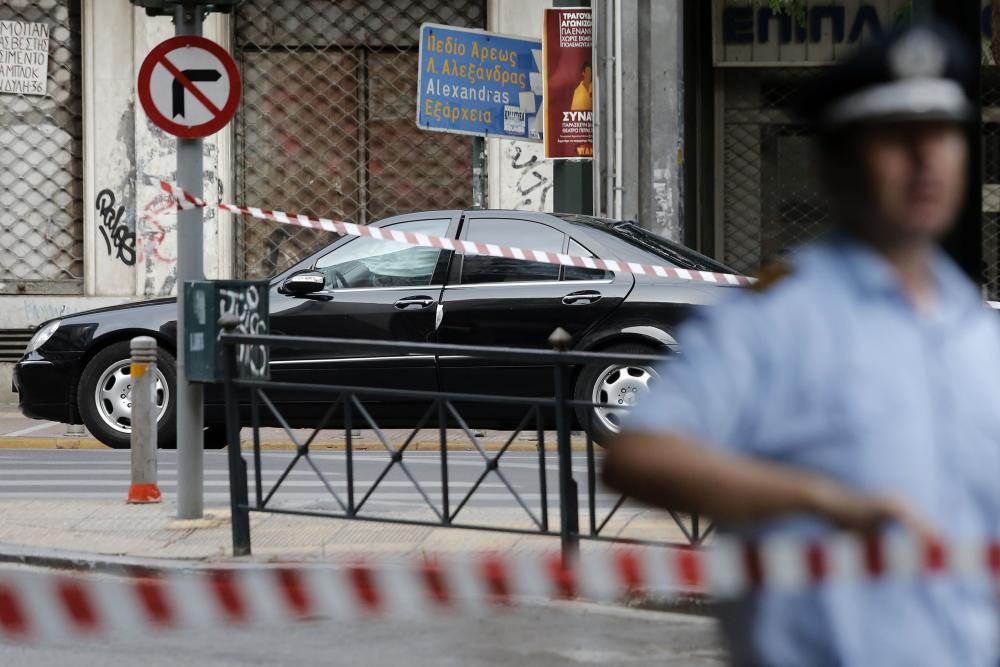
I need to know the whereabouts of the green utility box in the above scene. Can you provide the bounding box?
[183,280,270,382]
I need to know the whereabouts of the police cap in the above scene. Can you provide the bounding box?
[795,20,975,130]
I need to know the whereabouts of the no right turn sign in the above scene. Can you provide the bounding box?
[137,35,241,139]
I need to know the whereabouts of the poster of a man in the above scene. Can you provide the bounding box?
[543,7,593,158]
[570,60,592,111]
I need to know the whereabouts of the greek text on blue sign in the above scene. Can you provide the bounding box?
[417,24,543,141]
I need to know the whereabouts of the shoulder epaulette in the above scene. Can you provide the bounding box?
[750,260,793,293]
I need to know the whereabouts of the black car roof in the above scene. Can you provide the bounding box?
[287,208,738,279]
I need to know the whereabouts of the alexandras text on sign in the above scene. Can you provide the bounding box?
[417,23,544,142]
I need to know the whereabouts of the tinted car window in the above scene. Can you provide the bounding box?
[551,213,736,274]
[607,223,732,273]
[461,218,563,284]
[563,239,612,281]
[314,219,449,289]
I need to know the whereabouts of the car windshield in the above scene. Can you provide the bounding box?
[552,213,737,274]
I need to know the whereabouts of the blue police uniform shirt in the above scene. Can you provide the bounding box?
[626,233,1000,666]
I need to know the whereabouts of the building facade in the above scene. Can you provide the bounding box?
[700,0,1000,296]
[2,0,995,406]
[0,0,513,402]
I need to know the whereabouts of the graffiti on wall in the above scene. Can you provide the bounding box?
[137,196,177,298]
[139,197,177,264]
[96,189,136,267]
[507,144,553,211]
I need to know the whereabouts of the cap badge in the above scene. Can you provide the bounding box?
[889,29,947,79]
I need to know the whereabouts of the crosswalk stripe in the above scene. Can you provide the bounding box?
[0,451,618,507]
[1,422,60,437]
[0,479,509,489]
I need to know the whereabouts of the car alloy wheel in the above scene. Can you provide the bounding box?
[93,359,170,434]
[590,363,658,434]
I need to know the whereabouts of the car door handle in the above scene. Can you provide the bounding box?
[561,290,602,306]
[394,295,437,310]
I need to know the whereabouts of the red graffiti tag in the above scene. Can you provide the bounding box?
[139,198,178,264]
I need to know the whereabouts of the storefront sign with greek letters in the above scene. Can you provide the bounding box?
[0,21,49,96]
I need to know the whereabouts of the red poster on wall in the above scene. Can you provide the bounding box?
[543,7,593,160]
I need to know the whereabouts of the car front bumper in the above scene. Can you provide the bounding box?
[14,356,78,423]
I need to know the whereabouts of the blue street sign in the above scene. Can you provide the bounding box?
[416,23,543,141]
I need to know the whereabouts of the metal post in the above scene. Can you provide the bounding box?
[438,399,451,523]
[221,315,251,555]
[636,0,652,228]
[251,388,263,507]
[345,397,356,515]
[681,0,716,253]
[585,413,597,535]
[549,327,579,562]
[175,3,206,519]
[127,336,161,504]
[535,406,549,532]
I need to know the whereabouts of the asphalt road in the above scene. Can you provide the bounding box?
[0,565,726,667]
[0,447,628,512]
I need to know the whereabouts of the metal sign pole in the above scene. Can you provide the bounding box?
[175,2,205,519]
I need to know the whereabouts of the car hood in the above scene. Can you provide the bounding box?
[38,298,179,333]
[57,297,175,321]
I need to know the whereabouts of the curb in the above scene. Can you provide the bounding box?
[0,543,211,575]
[626,591,715,617]
[0,437,595,452]
[0,437,106,450]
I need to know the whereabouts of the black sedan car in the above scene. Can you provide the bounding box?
[14,209,739,449]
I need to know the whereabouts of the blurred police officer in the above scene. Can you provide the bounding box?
[603,21,1000,667]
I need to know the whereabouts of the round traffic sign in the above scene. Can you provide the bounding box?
[137,35,241,139]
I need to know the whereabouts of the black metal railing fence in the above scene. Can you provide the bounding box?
[219,326,713,559]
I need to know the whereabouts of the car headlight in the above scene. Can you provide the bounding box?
[26,321,60,354]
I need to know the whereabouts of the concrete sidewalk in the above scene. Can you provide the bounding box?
[0,496,696,569]
[0,498,549,565]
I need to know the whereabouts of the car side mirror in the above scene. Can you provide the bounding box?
[281,271,326,296]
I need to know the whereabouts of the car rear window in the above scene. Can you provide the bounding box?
[552,214,736,274]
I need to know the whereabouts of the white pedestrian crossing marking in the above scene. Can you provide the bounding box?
[0,451,623,506]
[2,422,59,437]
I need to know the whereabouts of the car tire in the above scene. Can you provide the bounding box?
[574,342,660,447]
[203,425,229,450]
[77,341,177,450]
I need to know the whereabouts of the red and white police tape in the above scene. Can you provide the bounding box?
[157,180,752,287]
[4,535,1000,642]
